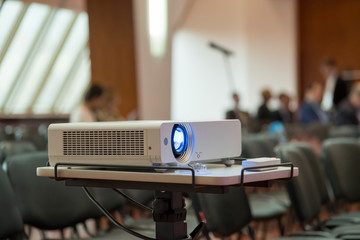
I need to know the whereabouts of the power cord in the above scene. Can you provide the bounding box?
[82,187,156,240]
[111,188,152,212]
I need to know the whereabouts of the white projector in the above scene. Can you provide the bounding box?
[48,120,241,167]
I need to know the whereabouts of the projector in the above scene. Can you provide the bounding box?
[48,120,241,167]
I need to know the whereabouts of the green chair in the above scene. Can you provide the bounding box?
[322,138,360,202]
[0,168,26,240]
[242,135,289,237]
[322,138,360,220]
[0,140,37,166]
[276,144,360,238]
[6,151,103,237]
[191,187,254,239]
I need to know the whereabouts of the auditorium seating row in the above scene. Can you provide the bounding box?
[192,136,360,239]
[1,123,360,239]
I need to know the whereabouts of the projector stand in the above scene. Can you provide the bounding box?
[153,191,203,240]
[54,163,212,240]
[52,162,294,240]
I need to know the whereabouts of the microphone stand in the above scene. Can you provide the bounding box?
[223,54,235,90]
[209,42,235,90]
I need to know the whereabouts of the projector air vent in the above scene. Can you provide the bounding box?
[63,130,145,156]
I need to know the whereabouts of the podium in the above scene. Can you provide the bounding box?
[37,162,298,240]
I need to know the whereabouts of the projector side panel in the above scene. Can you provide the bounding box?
[48,128,63,161]
[48,123,162,166]
[144,128,162,164]
[191,120,241,161]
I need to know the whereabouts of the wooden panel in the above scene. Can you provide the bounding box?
[87,0,137,118]
[298,0,360,101]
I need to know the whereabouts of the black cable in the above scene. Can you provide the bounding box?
[112,188,153,212]
[82,187,156,240]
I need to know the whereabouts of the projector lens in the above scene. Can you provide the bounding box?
[172,124,188,157]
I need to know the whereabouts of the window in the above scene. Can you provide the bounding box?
[0,0,90,115]
[0,0,23,51]
[53,50,91,114]
[0,3,50,111]
[33,13,89,114]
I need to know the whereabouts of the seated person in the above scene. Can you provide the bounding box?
[335,83,360,126]
[225,92,250,128]
[96,87,126,121]
[70,84,104,122]
[299,81,329,125]
[274,93,295,123]
[257,89,275,123]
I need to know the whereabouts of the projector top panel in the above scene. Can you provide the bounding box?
[49,120,166,130]
[49,120,240,130]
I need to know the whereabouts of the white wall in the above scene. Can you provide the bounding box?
[172,0,297,120]
[172,0,248,120]
[133,0,297,120]
[133,0,171,120]
[246,0,297,113]
[133,0,191,120]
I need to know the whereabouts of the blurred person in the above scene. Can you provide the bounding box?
[225,92,250,128]
[257,88,275,123]
[97,87,125,121]
[274,93,295,123]
[70,84,104,122]
[320,58,349,111]
[335,83,360,126]
[299,81,329,125]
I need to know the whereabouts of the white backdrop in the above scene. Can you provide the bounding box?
[171,0,297,120]
[133,0,297,120]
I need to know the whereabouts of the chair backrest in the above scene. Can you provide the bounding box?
[0,168,25,239]
[276,145,322,225]
[242,134,278,158]
[322,138,360,202]
[6,151,101,230]
[329,126,359,139]
[124,189,154,205]
[0,140,37,165]
[290,142,331,204]
[260,134,279,156]
[192,187,252,237]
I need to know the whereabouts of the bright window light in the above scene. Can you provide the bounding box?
[0,0,23,51]
[33,13,89,114]
[147,0,167,58]
[53,50,91,114]
[0,3,50,110]
[7,8,75,114]
[0,0,91,115]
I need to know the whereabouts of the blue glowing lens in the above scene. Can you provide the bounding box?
[173,128,185,152]
[172,125,187,156]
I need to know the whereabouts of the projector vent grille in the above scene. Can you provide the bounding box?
[63,130,145,156]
